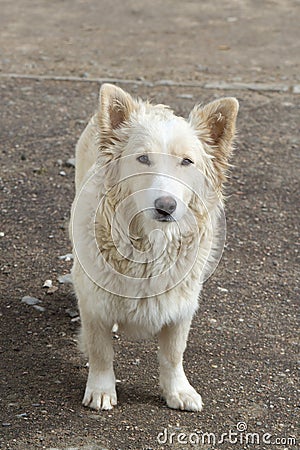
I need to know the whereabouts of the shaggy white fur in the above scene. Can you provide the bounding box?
[70,84,238,411]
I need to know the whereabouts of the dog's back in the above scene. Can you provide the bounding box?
[75,115,98,192]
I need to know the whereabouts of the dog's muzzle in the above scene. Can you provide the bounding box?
[153,196,177,222]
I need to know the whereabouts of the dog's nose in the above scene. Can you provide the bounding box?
[154,196,177,215]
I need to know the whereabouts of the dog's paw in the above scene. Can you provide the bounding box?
[82,369,117,410]
[164,387,203,412]
[83,388,117,410]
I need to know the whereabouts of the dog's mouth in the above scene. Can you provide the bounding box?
[153,209,175,222]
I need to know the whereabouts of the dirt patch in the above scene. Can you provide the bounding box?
[1,0,300,84]
[0,79,298,449]
[0,0,299,448]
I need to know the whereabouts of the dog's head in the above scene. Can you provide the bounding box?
[97,84,238,232]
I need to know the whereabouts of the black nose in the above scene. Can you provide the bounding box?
[154,196,177,216]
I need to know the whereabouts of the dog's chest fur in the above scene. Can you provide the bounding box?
[72,192,211,337]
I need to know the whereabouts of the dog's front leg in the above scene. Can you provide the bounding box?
[81,318,117,411]
[158,320,203,412]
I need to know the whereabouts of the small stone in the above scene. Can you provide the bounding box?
[196,64,208,72]
[66,309,79,318]
[59,253,73,261]
[227,16,238,22]
[112,323,118,333]
[66,158,76,168]
[217,287,228,293]
[292,85,300,94]
[33,305,45,312]
[21,296,41,305]
[71,316,80,323]
[46,286,58,295]
[16,413,27,418]
[57,273,73,284]
[2,423,11,427]
[57,159,63,167]
[59,170,66,176]
[43,279,52,288]
[218,45,231,51]
[176,94,193,99]
[0,232,4,237]
[156,79,176,86]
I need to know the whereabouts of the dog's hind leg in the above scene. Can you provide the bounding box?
[80,316,117,411]
[158,320,203,412]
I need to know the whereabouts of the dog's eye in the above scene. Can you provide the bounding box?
[137,154,151,165]
[181,158,194,166]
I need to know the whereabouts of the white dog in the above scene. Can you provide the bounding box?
[70,84,238,411]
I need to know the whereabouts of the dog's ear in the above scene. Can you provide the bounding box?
[98,83,137,148]
[189,97,239,184]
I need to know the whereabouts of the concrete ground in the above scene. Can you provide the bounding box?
[0,1,299,449]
